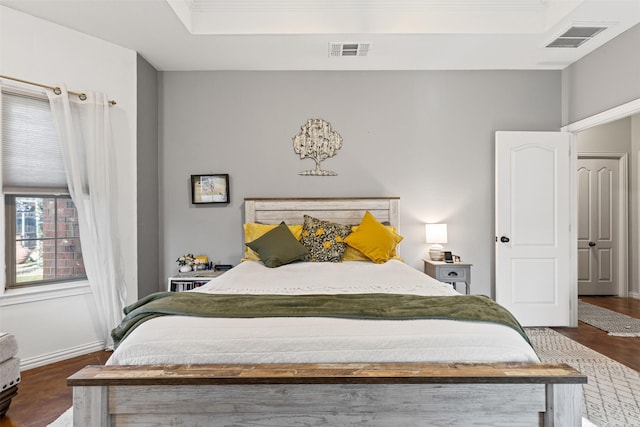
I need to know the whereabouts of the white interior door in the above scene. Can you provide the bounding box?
[495,131,575,327]
[577,157,619,295]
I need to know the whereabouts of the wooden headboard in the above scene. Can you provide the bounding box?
[244,197,399,228]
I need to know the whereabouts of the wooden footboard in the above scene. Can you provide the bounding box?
[68,362,586,427]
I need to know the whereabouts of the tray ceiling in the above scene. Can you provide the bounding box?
[1,0,639,71]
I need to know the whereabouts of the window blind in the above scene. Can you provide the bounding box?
[2,91,68,194]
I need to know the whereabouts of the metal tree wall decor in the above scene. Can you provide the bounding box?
[292,118,342,176]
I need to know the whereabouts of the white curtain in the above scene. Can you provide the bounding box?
[47,84,126,348]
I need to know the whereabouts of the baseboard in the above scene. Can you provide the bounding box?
[20,341,106,371]
[628,291,640,299]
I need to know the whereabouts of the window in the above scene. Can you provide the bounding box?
[7,195,85,286]
[2,89,86,288]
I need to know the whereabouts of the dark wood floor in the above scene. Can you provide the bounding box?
[552,296,640,372]
[0,351,111,427]
[1,296,638,427]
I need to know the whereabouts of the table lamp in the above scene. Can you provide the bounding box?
[426,223,447,261]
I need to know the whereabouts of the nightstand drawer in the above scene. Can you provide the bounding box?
[436,266,468,282]
[423,259,472,294]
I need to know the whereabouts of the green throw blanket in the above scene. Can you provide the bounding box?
[112,292,531,349]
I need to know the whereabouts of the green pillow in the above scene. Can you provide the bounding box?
[246,221,309,268]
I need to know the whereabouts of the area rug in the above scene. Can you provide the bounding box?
[527,327,640,427]
[578,300,640,337]
[47,407,71,427]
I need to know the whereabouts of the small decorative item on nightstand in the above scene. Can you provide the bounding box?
[176,253,211,272]
[176,253,195,272]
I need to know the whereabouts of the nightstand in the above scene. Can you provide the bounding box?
[167,269,225,292]
[423,259,472,294]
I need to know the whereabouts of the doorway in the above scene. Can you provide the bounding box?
[577,154,628,296]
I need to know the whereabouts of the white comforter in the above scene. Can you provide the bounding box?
[107,260,539,365]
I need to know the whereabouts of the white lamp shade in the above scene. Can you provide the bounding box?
[426,223,447,261]
[425,223,447,244]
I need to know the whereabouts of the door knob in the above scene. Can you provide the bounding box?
[500,236,510,243]
[588,241,596,247]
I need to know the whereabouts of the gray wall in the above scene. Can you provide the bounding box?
[577,117,631,153]
[563,23,640,125]
[158,70,561,297]
[566,21,640,298]
[632,115,640,297]
[137,54,160,297]
[577,118,634,296]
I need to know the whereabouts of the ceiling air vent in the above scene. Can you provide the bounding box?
[329,42,370,57]
[546,26,607,48]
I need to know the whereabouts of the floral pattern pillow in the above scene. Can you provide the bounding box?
[300,215,352,262]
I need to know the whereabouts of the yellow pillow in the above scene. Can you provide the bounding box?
[344,211,403,264]
[242,223,303,261]
[342,225,401,261]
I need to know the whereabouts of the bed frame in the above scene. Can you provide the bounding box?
[68,197,586,426]
[244,197,399,227]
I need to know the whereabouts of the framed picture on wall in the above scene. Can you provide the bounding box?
[191,174,230,204]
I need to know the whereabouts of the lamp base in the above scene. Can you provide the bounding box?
[429,244,444,261]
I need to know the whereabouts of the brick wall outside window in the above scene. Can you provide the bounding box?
[42,198,85,280]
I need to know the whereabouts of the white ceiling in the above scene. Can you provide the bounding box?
[2,0,640,71]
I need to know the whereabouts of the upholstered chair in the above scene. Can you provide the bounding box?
[0,333,20,417]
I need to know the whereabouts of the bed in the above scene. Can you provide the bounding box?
[69,197,585,426]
